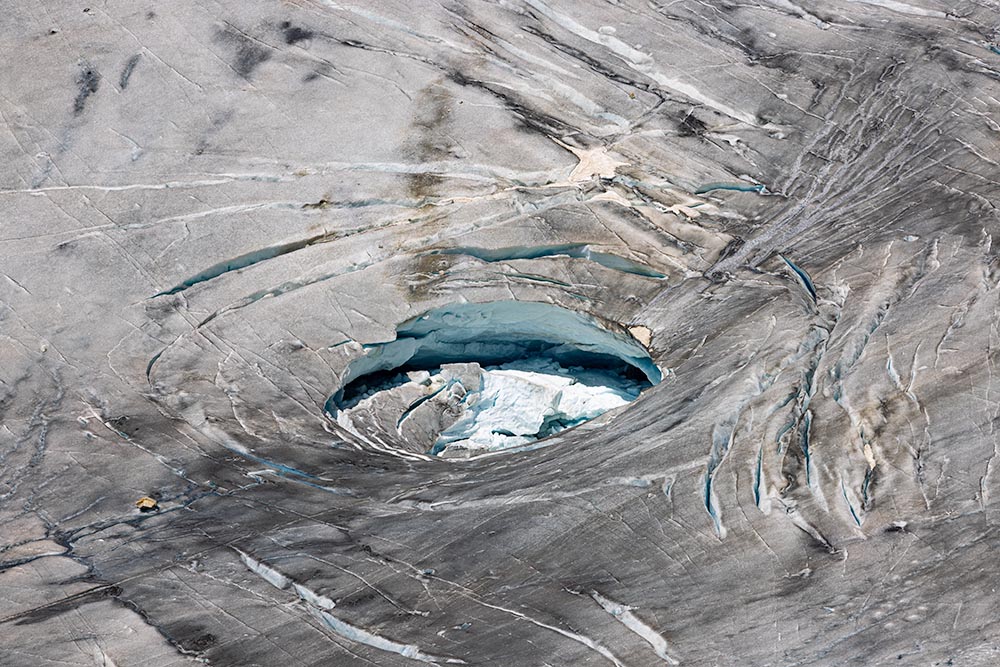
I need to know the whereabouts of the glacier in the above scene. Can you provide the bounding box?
[3,1,1000,665]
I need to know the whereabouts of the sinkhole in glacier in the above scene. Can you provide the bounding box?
[326,301,661,458]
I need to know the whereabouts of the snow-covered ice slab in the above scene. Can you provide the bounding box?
[433,360,642,456]
[336,358,645,457]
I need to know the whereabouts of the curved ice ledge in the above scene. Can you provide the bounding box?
[325,301,661,457]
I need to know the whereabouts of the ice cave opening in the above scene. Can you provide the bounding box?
[326,301,661,458]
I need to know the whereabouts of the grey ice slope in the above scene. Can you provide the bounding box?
[1,1,1000,666]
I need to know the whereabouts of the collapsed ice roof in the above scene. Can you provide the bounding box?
[327,302,661,455]
[330,301,660,408]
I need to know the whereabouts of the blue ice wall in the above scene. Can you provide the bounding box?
[327,301,661,413]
